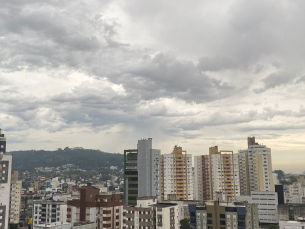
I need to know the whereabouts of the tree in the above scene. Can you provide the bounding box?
[290,175,298,183]
[273,170,285,181]
[180,218,190,225]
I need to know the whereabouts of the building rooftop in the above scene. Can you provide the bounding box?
[150,203,178,208]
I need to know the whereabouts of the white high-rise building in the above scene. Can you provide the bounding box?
[0,129,12,229]
[209,146,240,201]
[137,138,161,201]
[238,137,274,195]
[161,145,194,200]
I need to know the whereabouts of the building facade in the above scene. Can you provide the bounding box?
[237,191,279,224]
[123,196,179,229]
[194,155,210,201]
[189,201,259,229]
[194,146,240,201]
[161,145,193,200]
[278,203,305,221]
[238,137,274,195]
[67,185,123,229]
[137,139,161,200]
[124,149,138,206]
[9,171,22,225]
[0,129,12,229]
[209,146,240,201]
[285,182,303,203]
[124,138,161,206]
[32,199,67,226]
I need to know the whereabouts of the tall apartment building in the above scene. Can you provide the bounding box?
[137,139,161,200]
[124,149,138,206]
[124,138,161,205]
[194,146,240,201]
[67,185,123,229]
[123,196,179,229]
[189,201,259,229]
[9,171,22,225]
[238,137,274,195]
[161,145,193,200]
[0,129,12,229]
[194,155,210,201]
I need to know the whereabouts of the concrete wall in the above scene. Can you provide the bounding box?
[0,154,12,229]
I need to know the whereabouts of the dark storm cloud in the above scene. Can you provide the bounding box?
[254,71,295,93]
[106,53,236,103]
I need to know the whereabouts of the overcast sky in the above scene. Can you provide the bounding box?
[1,0,305,173]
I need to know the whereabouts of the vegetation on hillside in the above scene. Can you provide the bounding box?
[9,147,124,172]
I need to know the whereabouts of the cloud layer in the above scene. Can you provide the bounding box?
[1,0,305,172]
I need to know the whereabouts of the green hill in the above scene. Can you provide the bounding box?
[9,147,124,172]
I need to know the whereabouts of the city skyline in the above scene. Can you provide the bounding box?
[1,0,305,174]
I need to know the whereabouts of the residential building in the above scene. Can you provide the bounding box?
[34,222,97,229]
[189,201,259,229]
[279,220,305,229]
[123,196,179,229]
[9,171,22,225]
[124,138,161,205]
[236,191,279,224]
[238,137,274,195]
[286,182,303,203]
[0,129,12,229]
[67,185,123,229]
[298,175,305,187]
[162,194,199,221]
[194,146,240,201]
[124,149,138,206]
[32,199,67,226]
[161,145,193,200]
[278,203,305,221]
[137,139,161,200]
[194,155,210,201]
[209,146,240,201]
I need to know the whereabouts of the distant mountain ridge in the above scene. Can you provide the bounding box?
[9,147,124,172]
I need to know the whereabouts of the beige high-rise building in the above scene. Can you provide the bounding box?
[161,145,193,200]
[238,137,274,195]
[195,146,240,201]
[9,171,22,225]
